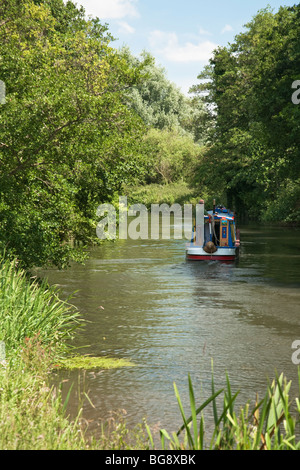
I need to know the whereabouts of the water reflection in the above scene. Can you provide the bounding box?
[41,224,300,436]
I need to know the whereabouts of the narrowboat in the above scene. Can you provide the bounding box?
[186,200,240,261]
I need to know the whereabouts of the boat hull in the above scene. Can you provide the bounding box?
[186,245,237,261]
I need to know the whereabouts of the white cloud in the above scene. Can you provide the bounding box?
[198,27,212,36]
[117,21,135,34]
[77,0,139,19]
[149,30,218,63]
[221,24,234,34]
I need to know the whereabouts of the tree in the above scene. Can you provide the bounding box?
[121,48,211,143]
[143,128,202,184]
[0,0,149,268]
[191,5,300,221]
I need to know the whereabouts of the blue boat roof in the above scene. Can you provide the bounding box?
[206,207,235,220]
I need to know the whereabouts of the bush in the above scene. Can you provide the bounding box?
[125,182,198,208]
[143,128,203,185]
[261,178,300,224]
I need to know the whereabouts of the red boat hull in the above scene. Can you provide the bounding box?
[187,254,236,261]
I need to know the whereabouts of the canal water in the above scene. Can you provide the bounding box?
[40,224,300,438]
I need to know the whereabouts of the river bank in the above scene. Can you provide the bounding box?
[0,255,148,449]
[1,223,300,449]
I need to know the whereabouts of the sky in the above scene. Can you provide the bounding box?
[75,0,297,95]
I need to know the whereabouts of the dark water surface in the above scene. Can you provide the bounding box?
[40,224,300,437]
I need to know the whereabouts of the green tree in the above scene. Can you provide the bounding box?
[121,48,210,143]
[143,128,202,184]
[191,5,300,221]
[0,0,149,268]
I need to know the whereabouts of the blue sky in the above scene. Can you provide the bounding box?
[76,0,297,94]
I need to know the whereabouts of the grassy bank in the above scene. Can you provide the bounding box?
[0,256,83,449]
[0,257,81,358]
[0,255,299,450]
[0,256,146,449]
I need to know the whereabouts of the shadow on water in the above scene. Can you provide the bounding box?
[43,224,300,437]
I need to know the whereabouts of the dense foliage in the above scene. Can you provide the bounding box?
[142,128,202,185]
[0,0,151,268]
[0,0,206,268]
[1,1,299,270]
[121,48,211,144]
[191,5,300,222]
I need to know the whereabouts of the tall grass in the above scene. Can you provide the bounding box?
[146,363,300,450]
[0,361,85,450]
[0,357,149,450]
[0,256,81,358]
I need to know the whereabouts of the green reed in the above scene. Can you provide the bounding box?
[146,362,300,450]
[0,256,81,358]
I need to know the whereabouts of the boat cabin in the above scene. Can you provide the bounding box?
[204,206,236,248]
[186,202,240,261]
